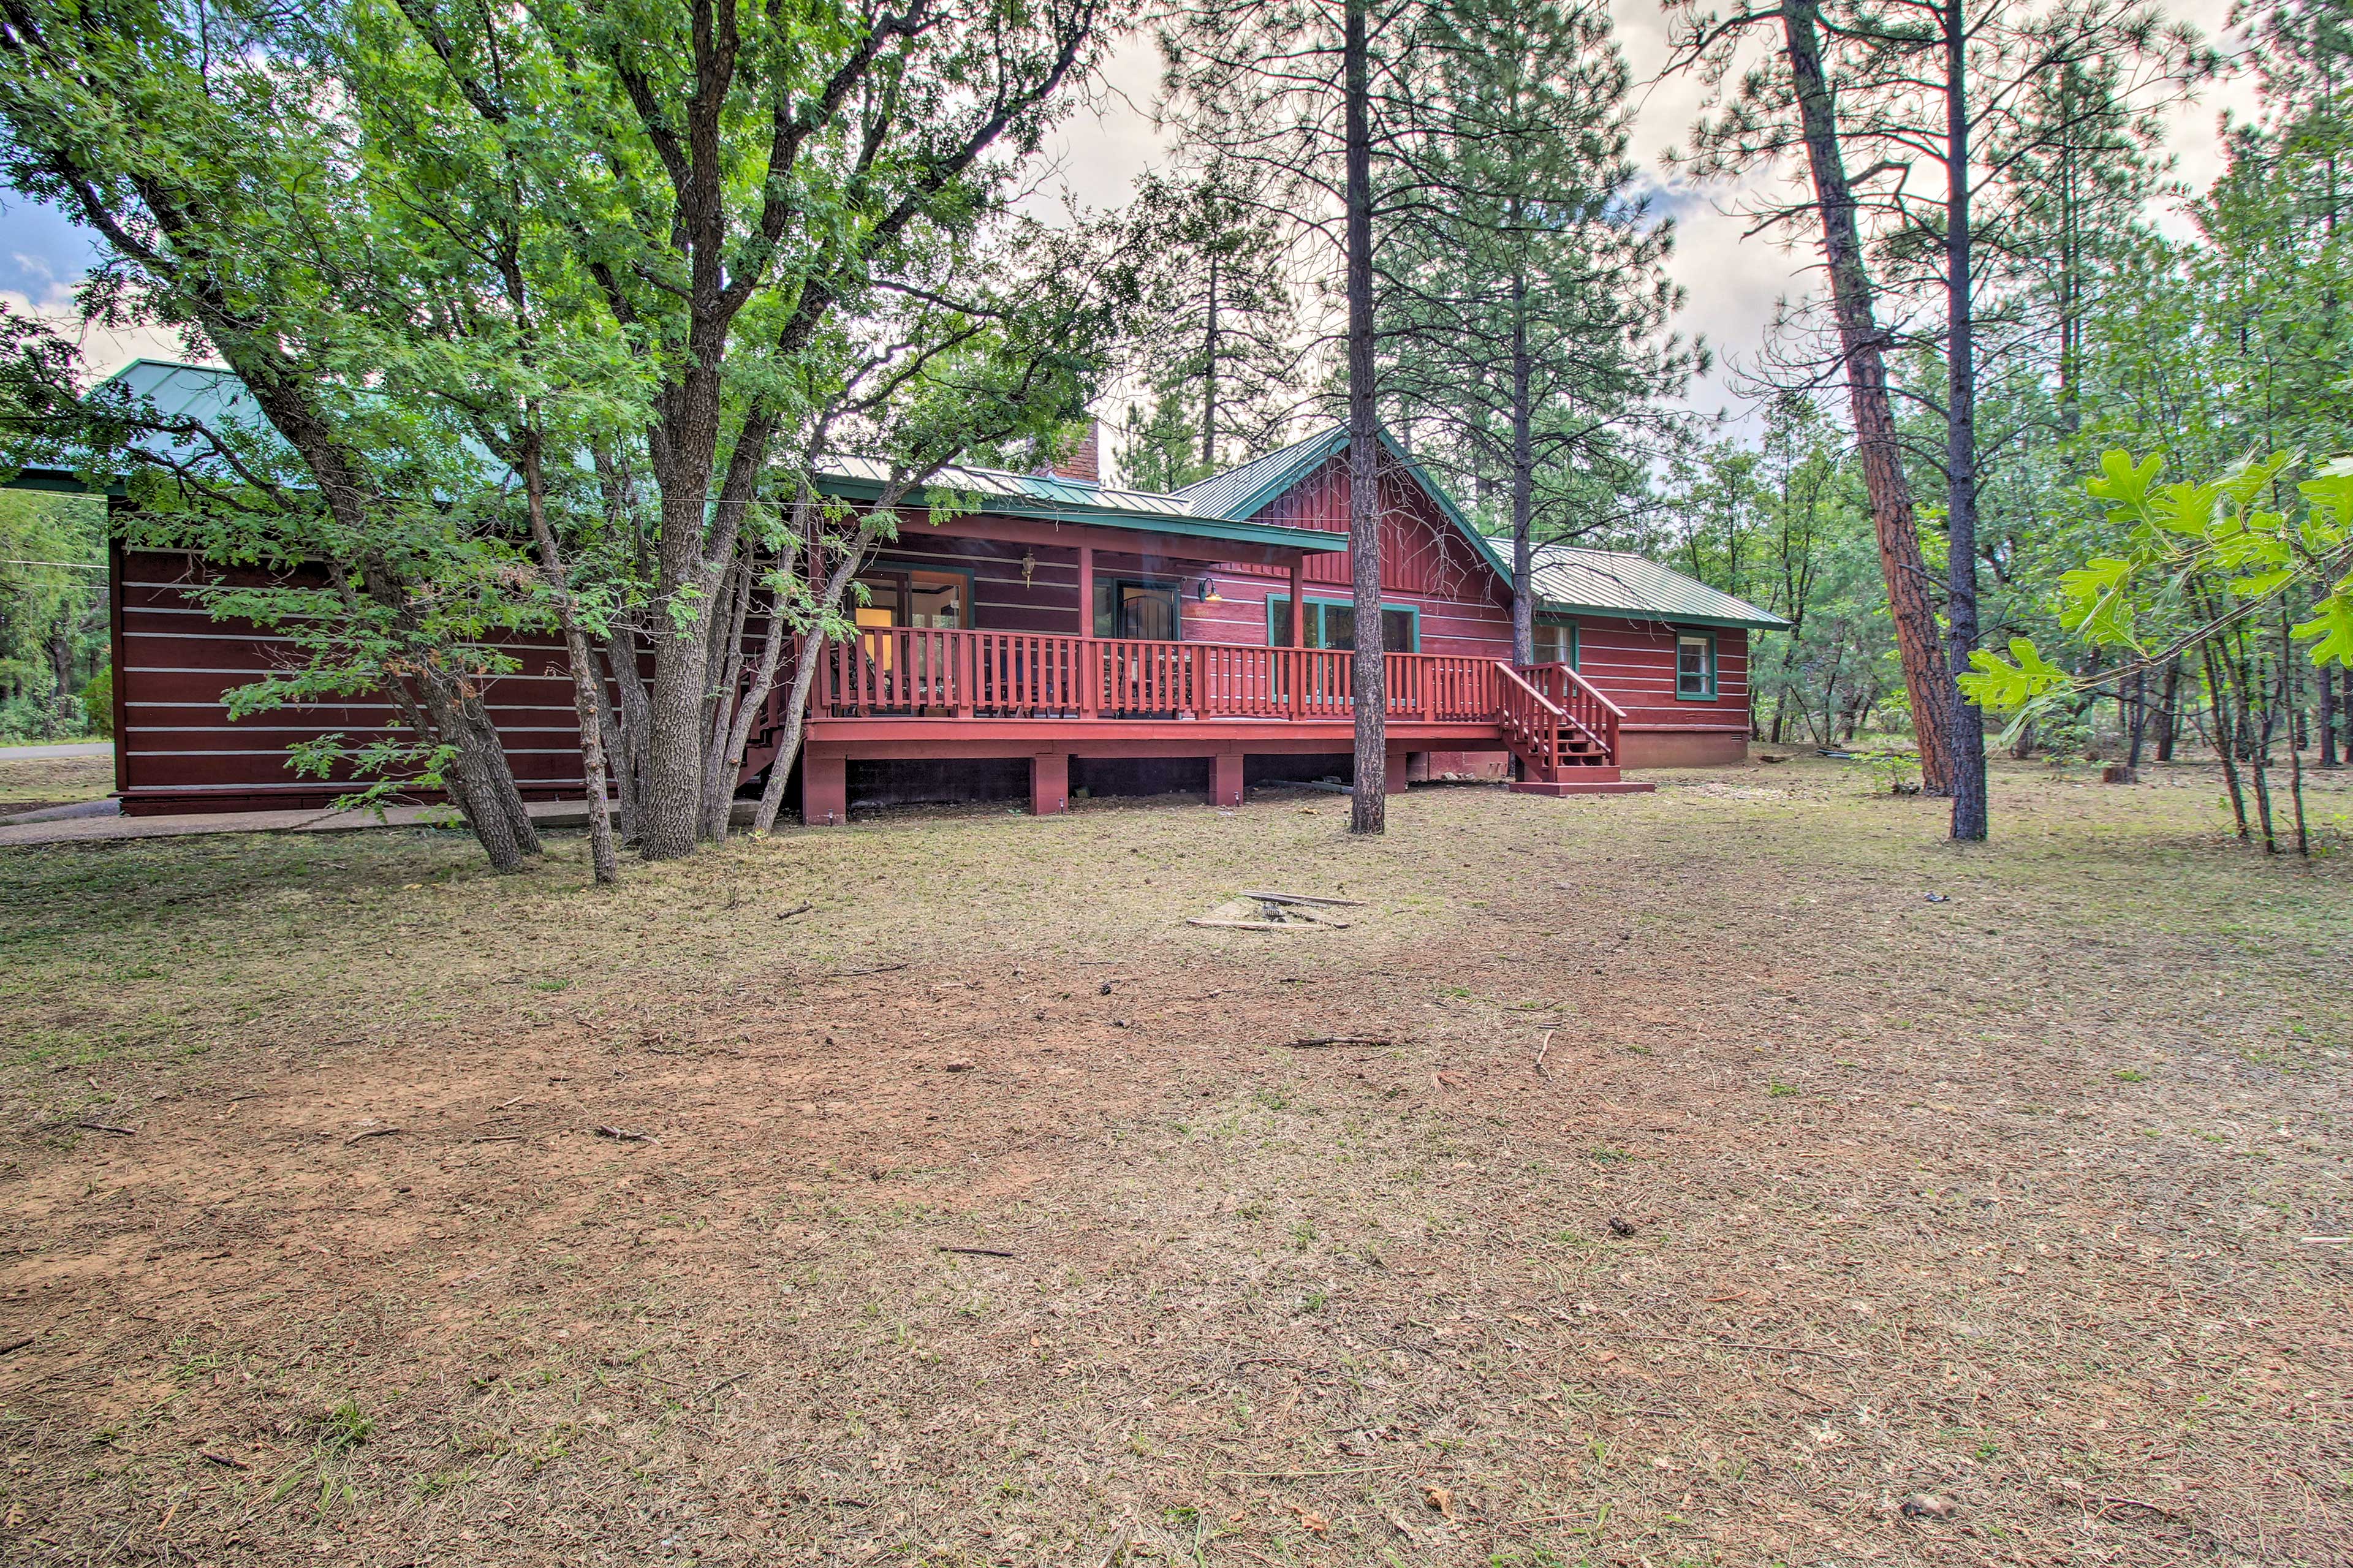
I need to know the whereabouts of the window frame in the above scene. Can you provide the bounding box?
[1096,575,1186,641]
[1532,617,1579,670]
[854,564,977,630]
[1673,627,1719,701]
[1265,593,1422,654]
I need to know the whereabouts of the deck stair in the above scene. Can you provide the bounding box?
[1498,662,1654,797]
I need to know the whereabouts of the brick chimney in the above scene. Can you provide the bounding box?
[1050,420,1100,484]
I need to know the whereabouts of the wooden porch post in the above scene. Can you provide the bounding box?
[1077,546,1098,720]
[1287,552,1305,721]
[1210,751,1244,808]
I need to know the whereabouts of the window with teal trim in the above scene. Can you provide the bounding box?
[1675,629,1718,699]
[1268,595,1419,653]
[1533,621,1577,668]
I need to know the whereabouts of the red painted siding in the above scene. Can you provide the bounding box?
[111,461,1756,814]
[1188,452,1754,744]
[115,547,588,814]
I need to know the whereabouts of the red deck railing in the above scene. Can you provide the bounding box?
[814,627,1507,725]
[768,629,1620,779]
[1516,661,1623,768]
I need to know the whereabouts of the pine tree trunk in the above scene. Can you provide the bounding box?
[1344,0,1386,835]
[2156,656,2180,761]
[1780,0,1955,797]
[2126,665,2148,769]
[2197,629,2249,838]
[1202,248,1220,472]
[1509,268,1536,669]
[1940,0,1988,841]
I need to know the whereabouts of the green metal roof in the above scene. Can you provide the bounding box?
[1523,542,1790,631]
[110,358,268,426]
[1180,422,1786,631]
[815,455,1345,553]
[78,360,1347,555]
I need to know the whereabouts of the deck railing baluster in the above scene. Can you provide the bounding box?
[792,634,1621,768]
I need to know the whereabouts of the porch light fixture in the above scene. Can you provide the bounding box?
[1020,549,1036,588]
[1195,578,1222,604]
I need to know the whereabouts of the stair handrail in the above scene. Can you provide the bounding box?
[1496,662,1567,718]
[1553,663,1625,719]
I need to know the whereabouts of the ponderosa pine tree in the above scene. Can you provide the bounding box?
[1382,0,1695,665]
[1668,0,1959,800]
[1672,0,2208,839]
[1159,0,1420,830]
[1123,160,1303,488]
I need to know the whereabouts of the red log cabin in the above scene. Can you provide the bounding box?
[78,361,1787,823]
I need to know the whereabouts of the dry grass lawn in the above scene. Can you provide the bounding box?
[0,751,113,817]
[0,755,2347,1567]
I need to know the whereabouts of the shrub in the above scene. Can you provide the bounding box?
[80,668,112,737]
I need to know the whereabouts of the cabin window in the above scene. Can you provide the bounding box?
[1676,630,1718,700]
[850,568,971,670]
[1533,621,1577,668]
[1094,578,1183,640]
[853,567,972,629]
[1268,595,1420,653]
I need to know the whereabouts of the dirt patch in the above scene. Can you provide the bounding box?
[0,758,2347,1565]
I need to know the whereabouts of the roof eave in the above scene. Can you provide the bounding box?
[811,472,1349,552]
[1213,428,1351,519]
[1540,597,1790,633]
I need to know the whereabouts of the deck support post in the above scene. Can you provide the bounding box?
[1385,745,1410,795]
[1031,752,1069,816]
[801,750,847,827]
[1210,751,1244,808]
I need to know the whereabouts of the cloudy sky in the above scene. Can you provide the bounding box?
[1038,0,2257,432]
[1,0,2256,430]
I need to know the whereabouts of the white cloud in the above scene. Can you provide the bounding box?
[1044,0,2264,439]
[6,276,208,387]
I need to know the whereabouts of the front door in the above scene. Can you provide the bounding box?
[1114,581,1180,642]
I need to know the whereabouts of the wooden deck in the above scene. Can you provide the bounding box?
[755,628,1651,822]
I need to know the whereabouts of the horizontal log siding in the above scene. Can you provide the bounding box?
[116,548,589,812]
[862,537,1077,634]
[1575,621,1749,733]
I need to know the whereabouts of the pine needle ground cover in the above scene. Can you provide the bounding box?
[0,758,2345,1566]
